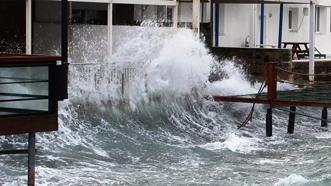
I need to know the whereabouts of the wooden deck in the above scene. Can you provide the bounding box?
[214,87,331,108]
[212,63,331,136]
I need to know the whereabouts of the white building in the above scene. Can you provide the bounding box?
[66,0,331,59]
[212,0,331,56]
[1,0,331,58]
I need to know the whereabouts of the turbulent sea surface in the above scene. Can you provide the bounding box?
[1,28,331,186]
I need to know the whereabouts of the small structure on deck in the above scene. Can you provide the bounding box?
[0,1,68,185]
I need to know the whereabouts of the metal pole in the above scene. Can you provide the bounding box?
[249,4,256,48]
[260,3,265,48]
[121,73,125,97]
[62,0,68,62]
[288,106,296,134]
[25,0,32,54]
[192,0,200,33]
[309,2,315,82]
[28,133,36,186]
[321,108,328,127]
[210,1,214,47]
[278,3,284,48]
[61,0,69,100]
[172,2,178,29]
[108,2,113,55]
[266,107,273,137]
[215,3,220,47]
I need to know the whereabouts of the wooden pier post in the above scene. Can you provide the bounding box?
[121,73,125,97]
[266,108,273,137]
[266,63,277,137]
[267,63,277,100]
[321,108,328,127]
[288,106,296,134]
[28,133,36,186]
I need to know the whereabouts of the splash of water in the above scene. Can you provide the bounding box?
[2,26,330,186]
[69,27,256,107]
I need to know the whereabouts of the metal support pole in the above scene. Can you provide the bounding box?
[210,1,214,48]
[321,108,328,127]
[288,106,296,134]
[249,4,256,48]
[266,107,273,137]
[108,2,113,55]
[278,3,284,48]
[309,2,315,82]
[260,3,265,48]
[26,0,32,54]
[121,73,125,97]
[172,2,178,28]
[215,3,220,47]
[62,0,68,62]
[28,133,36,186]
[192,0,200,33]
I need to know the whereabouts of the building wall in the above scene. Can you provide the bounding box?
[282,4,310,44]
[23,0,331,58]
[315,6,331,55]
[218,4,251,47]
[179,2,192,23]
[214,3,331,55]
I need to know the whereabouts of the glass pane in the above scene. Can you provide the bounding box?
[32,0,62,56]
[0,0,25,54]
[0,66,49,113]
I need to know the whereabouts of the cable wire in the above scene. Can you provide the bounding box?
[277,66,331,77]
[274,106,330,122]
[238,81,267,129]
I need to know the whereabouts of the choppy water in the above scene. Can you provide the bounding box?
[1,28,331,186]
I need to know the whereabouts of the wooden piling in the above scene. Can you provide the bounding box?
[321,108,328,127]
[267,63,277,101]
[266,108,273,137]
[288,106,296,134]
[266,63,277,137]
[121,73,125,97]
[28,133,36,186]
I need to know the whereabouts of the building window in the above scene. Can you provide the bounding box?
[113,4,136,25]
[288,10,293,29]
[0,0,25,53]
[288,8,298,31]
[315,7,320,32]
[71,3,108,25]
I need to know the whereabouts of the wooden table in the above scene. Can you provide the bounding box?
[282,42,309,59]
[283,42,326,59]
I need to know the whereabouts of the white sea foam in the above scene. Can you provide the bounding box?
[314,132,331,139]
[257,159,288,165]
[146,29,214,95]
[199,133,262,153]
[274,174,309,186]
[207,61,257,96]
